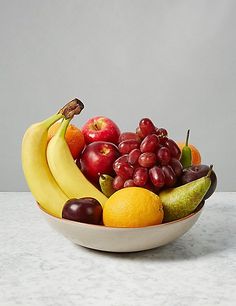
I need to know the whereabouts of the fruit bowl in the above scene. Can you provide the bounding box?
[38,202,204,253]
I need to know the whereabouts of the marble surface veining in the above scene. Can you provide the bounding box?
[0,192,236,306]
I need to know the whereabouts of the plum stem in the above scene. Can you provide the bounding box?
[207,165,213,178]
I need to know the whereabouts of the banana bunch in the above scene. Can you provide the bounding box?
[22,99,107,218]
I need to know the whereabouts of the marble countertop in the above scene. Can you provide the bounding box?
[0,192,235,306]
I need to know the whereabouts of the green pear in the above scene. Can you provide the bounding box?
[99,174,115,197]
[160,167,212,222]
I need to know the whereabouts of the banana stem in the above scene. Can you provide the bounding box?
[39,99,84,130]
[58,98,84,119]
[58,118,72,138]
[42,113,64,129]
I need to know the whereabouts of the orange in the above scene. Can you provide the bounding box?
[103,187,164,228]
[48,122,85,159]
[177,142,201,166]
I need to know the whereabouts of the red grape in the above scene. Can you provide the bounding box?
[138,152,157,168]
[118,132,141,143]
[136,127,145,140]
[156,128,168,137]
[113,155,128,172]
[165,139,181,159]
[149,166,165,188]
[169,158,183,177]
[156,147,171,165]
[128,149,141,165]
[118,140,140,155]
[162,165,176,187]
[124,179,136,187]
[114,162,134,180]
[133,167,148,186]
[113,176,125,190]
[159,136,168,145]
[140,134,160,153]
[139,118,156,137]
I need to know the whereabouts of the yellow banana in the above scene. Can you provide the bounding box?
[47,118,108,207]
[21,113,69,218]
[22,99,84,218]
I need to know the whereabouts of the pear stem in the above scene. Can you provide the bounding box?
[186,129,190,146]
[207,165,213,178]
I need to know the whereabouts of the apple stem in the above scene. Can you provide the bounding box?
[94,123,99,130]
[58,98,84,119]
[207,165,213,178]
[58,118,71,138]
[186,129,190,146]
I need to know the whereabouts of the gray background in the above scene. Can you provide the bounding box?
[0,0,235,191]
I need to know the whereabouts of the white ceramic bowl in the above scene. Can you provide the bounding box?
[39,202,204,253]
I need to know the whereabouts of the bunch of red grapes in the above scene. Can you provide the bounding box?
[112,118,183,193]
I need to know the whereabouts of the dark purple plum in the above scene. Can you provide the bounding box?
[62,197,102,224]
[181,164,217,199]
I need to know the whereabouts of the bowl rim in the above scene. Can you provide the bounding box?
[37,201,204,230]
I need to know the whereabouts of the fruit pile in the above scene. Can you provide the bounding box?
[22,99,217,229]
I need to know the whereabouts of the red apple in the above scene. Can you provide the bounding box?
[79,141,120,184]
[82,116,121,145]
